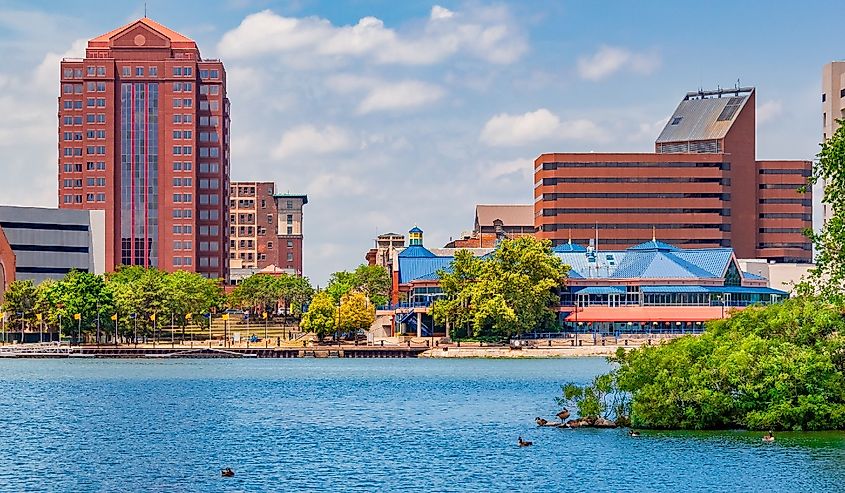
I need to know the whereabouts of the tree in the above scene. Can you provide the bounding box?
[277,274,314,318]
[300,291,336,339]
[805,117,845,299]
[2,280,38,329]
[352,264,390,306]
[228,274,279,315]
[51,270,115,339]
[326,270,357,304]
[326,265,390,306]
[337,291,375,335]
[431,237,568,339]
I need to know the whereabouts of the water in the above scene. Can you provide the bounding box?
[0,358,843,492]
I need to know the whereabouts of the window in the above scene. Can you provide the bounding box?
[210,70,219,79]
[173,114,182,123]
[149,67,157,76]
[286,200,293,209]
[135,67,144,76]
[173,67,182,76]
[200,70,209,78]
[184,67,193,76]
[173,99,182,108]
[96,98,105,107]
[97,82,106,92]
[670,116,682,125]
[287,226,293,235]
[122,67,130,77]
[287,253,294,262]
[183,98,192,108]
[268,242,273,250]
[287,241,294,248]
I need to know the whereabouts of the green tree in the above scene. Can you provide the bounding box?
[352,264,390,306]
[326,270,357,304]
[431,237,568,339]
[300,291,336,339]
[52,270,115,340]
[337,291,375,334]
[2,280,38,329]
[229,274,279,314]
[805,117,845,299]
[277,274,314,318]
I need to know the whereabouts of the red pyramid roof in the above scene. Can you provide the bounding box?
[88,17,197,49]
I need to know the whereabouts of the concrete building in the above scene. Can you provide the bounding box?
[365,232,405,269]
[445,204,534,248]
[0,206,105,286]
[58,17,230,280]
[821,61,845,223]
[535,87,812,263]
[738,259,813,294]
[228,181,306,278]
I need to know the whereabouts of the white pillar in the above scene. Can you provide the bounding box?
[416,311,422,338]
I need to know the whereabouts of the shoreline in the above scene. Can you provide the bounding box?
[419,345,625,358]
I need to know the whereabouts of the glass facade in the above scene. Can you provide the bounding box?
[120,82,159,267]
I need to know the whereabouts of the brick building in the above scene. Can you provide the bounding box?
[229,182,306,277]
[58,17,230,279]
[445,204,534,248]
[535,87,812,263]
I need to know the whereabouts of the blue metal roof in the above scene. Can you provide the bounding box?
[574,286,626,295]
[399,245,435,258]
[554,242,588,253]
[399,256,453,284]
[409,226,423,233]
[628,240,680,251]
[557,245,735,281]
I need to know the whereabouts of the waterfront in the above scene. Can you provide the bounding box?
[0,358,843,492]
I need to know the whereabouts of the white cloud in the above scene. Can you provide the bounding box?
[480,108,606,146]
[273,125,356,159]
[577,45,660,81]
[757,100,783,125]
[217,6,526,66]
[358,80,444,113]
[324,75,444,113]
[430,5,455,20]
[486,157,533,180]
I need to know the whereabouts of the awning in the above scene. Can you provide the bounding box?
[563,306,728,323]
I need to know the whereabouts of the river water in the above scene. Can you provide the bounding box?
[0,358,842,492]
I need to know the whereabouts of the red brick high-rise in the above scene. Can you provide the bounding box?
[535,87,812,263]
[58,18,230,280]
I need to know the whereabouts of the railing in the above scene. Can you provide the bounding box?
[377,301,432,310]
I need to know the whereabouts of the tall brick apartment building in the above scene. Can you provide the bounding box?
[58,18,230,279]
[535,87,812,263]
[229,182,307,277]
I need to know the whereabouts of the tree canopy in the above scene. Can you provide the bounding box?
[430,237,568,339]
[326,265,390,306]
[300,291,336,338]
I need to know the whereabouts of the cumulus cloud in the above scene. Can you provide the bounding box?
[577,45,660,81]
[757,99,783,125]
[480,109,606,146]
[273,124,356,159]
[217,5,526,66]
[324,75,444,113]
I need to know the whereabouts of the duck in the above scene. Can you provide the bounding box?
[518,436,533,447]
[762,432,775,443]
[221,468,235,477]
[629,430,640,437]
[556,408,571,421]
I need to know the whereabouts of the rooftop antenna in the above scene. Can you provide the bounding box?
[717,84,721,97]
[652,225,657,242]
[735,78,741,96]
[144,1,147,18]
[568,228,572,245]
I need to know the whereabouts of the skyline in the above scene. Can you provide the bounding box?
[0,0,839,284]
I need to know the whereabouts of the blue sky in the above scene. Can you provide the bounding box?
[0,0,838,284]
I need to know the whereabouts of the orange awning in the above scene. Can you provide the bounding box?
[563,306,730,323]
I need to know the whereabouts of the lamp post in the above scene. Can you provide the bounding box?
[96,301,101,347]
[132,313,138,348]
[263,311,268,348]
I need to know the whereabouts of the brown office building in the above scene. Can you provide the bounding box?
[535,87,812,263]
[229,182,307,276]
[58,18,230,279]
[444,204,535,248]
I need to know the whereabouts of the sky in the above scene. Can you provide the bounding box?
[0,0,839,285]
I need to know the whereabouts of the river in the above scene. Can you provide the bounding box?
[0,358,842,492]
